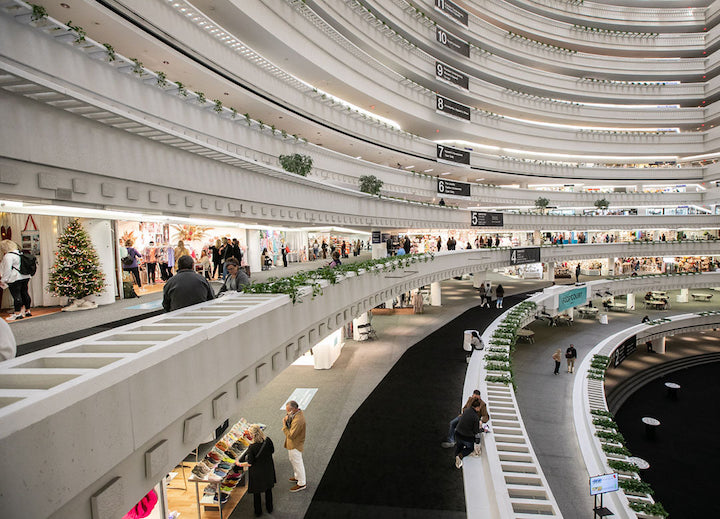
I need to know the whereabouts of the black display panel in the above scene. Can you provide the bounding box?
[437,178,471,197]
[614,335,637,367]
[436,94,471,121]
[471,211,504,227]
[436,26,470,57]
[436,144,470,165]
[435,61,469,89]
[510,247,541,265]
[434,0,468,26]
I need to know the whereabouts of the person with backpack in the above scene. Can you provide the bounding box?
[0,240,35,321]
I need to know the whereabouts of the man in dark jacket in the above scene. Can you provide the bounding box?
[454,399,484,468]
[162,255,215,312]
[442,390,489,448]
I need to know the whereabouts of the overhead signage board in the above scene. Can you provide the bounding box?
[436,94,471,121]
[435,61,469,90]
[510,247,541,265]
[434,0,468,27]
[372,230,381,244]
[437,144,470,166]
[471,211,504,227]
[438,178,471,197]
[436,26,470,57]
[558,286,588,312]
[590,473,619,496]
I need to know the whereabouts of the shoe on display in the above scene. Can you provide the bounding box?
[455,456,463,469]
[290,484,306,492]
[440,441,455,449]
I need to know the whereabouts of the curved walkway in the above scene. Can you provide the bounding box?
[512,295,719,517]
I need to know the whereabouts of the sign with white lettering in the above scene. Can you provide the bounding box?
[558,286,588,312]
[436,26,470,57]
[372,230,381,244]
[435,61,469,89]
[434,0,468,27]
[471,211,504,227]
[438,178,471,197]
[510,247,541,265]
[436,94,471,121]
[437,144,470,166]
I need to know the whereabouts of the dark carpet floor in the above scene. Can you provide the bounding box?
[304,296,525,519]
[614,362,720,519]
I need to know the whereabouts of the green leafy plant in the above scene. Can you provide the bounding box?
[594,198,610,212]
[244,113,251,125]
[629,502,667,517]
[196,91,206,104]
[279,154,313,177]
[66,21,86,43]
[485,362,511,372]
[596,430,625,444]
[130,58,144,75]
[590,409,613,418]
[608,460,639,473]
[534,197,549,213]
[213,99,223,113]
[592,418,618,430]
[175,81,188,97]
[30,4,47,21]
[230,107,238,119]
[485,375,512,385]
[485,353,510,362]
[619,478,654,495]
[102,43,116,62]
[601,444,631,456]
[155,71,167,87]
[359,175,383,195]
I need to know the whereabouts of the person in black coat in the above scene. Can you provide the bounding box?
[237,424,276,516]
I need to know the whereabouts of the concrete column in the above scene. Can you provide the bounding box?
[533,230,542,245]
[544,262,555,282]
[677,288,689,303]
[312,328,344,369]
[626,293,636,310]
[385,299,395,309]
[372,242,386,260]
[472,271,486,288]
[431,281,442,306]
[352,312,369,341]
[655,337,666,354]
[83,219,116,305]
[601,259,610,276]
[246,229,261,274]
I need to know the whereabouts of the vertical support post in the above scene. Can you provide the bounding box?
[430,281,442,306]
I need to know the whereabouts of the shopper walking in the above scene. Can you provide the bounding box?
[565,344,578,373]
[282,400,307,492]
[123,239,143,288]
[237,424,276,516]
[552,348,562,375]
[281,243,288,267]
[495,284,505,308]
[575,263,581,283]
[477,284,488,308]
[0,240,33,321]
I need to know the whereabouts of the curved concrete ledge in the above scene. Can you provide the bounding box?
[572,313,720,519]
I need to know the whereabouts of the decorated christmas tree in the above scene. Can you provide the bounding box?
[47,219,106,305]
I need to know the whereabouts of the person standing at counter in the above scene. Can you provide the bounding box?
[237,424,276,517]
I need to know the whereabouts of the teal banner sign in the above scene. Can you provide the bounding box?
[558,286,587,312]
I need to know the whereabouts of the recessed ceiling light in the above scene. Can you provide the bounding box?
[475,178,485,181]
[440,172,451,175]
[404,165,415,169]
[424,169,433,172]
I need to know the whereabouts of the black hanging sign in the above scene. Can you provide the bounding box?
[436,26,470,57]
[434,0,468,27]
[437,144,471,166]
[435,61,469,90]
[436,94,471,121]
[471,211,504,227]
[510,247,541,265]
[438,178,471,197]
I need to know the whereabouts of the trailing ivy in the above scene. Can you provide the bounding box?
[590,409,613,418]
[607,460,639,473]
[619,478,654,495]
[592,418,619,430]
[601,444,631,456]
[596,430,625,444]
[629,502,668,517]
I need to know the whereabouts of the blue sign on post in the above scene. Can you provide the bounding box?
[558,286,587,312]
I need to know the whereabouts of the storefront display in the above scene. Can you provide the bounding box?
[166,418,256,519]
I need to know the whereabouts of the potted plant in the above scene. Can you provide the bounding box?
[359,175,383,195]
[279,154,313,177]
[534,197,550,214]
